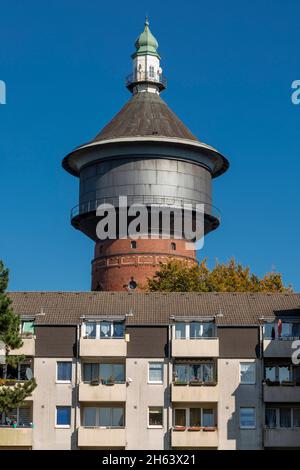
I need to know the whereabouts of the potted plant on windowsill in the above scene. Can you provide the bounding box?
[173,426,186,431]
[173,380,188,386]
[203,380,217,386]
[189,380,203,386]
[105,376,115,386]
[90,379,100,386]
[265,379,280,386]
[202,426,216,432]
[0,378,18,386]
[188,426,201,431]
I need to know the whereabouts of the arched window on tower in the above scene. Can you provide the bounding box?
[171,242,176,251]
[131,240,137,249]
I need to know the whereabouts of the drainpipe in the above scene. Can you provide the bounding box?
[260,324,265,450]
[167,324,172,450]
[74,323,80,449]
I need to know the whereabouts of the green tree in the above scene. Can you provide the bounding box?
[146,258,292,293]
[0,261,36,415]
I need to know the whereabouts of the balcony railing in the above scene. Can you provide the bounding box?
[71,196,220,221]
[125,72,167,89]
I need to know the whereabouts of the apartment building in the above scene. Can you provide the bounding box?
[1,292,299,450]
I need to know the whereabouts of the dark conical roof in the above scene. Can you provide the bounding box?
[91,92,199,143]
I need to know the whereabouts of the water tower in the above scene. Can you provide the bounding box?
[62,19,229,291]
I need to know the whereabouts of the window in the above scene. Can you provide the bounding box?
[130,240,137,249]
[84,407,97,426]
[85,322,96,338]
[279,365,291,382]
[265,408,277,428]
[266,407,300,428]
[280,408,291,428]
[174,364,188,383]
[264,322,300,340]
[190,408,201,427]
[83,363,125,384]
[83,321,125,339]
[189,364,202,382]
[265,365,276,382]
[265,364,292,383]
[149,65,155,78]
[173,363,215,384]
[0,406,32,428]
[175,322,186,339]
[83,407,124,427]
[0,361,33,381]
[57,362,72,382]
[128,278,137,290]
[174,322,214,339]
[100,363,125,383]
[149,362,163,383]
[293,408,300,427]
[21,321,34,335]
[174,409,186,427]
[174,408,215,428]
[171,242,176,251]
[56,406,71,427]
[203,364,214,382]
[240,407,256,429]
[148,407,163,428]
[240,363,256,384]
[203,409,214,427]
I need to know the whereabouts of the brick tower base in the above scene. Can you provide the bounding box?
[91,238,197,291]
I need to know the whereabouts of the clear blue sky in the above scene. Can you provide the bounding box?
[0,0,299,291]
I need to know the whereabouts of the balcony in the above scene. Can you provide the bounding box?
[79,383,126,402]
[8,337,35,356]
[171,428,218,448]
[264,428,300,448]
[0,428,32,447]
[172,339,219,358]
[263,339,296,358]
[80,338,127,357]
[78,427,126,448]
[125,71,167,91]
[172,383,219,402]
[263,383,300,402]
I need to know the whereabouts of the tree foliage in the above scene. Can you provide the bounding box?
[146,258,292,293]
[0,261,36,414]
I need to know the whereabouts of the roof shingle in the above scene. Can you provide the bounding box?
[8,292,300,326]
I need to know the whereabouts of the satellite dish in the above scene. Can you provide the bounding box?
[25,368,33,380]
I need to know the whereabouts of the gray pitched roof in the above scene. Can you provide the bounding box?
[91,92,199,143]
[8,292,300,326]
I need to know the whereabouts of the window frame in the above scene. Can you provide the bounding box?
[83,321,125,340]
[173,322,215,340]
[56,361,72,384]
[55,406,71,429]
[239,407,256,430]
[148,362,164,384]
[148,407,164,429]
[173,407,216,428]
[83,406,125,428]
[240,362,256,385]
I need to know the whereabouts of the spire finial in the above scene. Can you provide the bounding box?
[145,15,149,27]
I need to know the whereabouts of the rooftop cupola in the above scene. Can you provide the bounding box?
[126,18,166,94]
[133,18,160,57]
